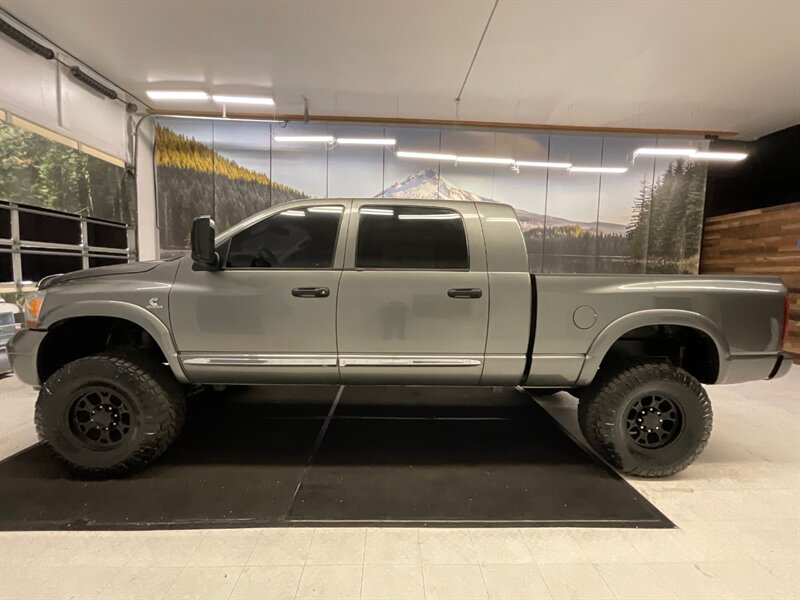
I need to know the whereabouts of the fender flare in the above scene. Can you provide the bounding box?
[575,309,730,386]
[40,300,189,383]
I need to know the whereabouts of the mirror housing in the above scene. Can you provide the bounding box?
[191,215,219,269]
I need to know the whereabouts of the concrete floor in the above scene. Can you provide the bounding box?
[0,367,797,599]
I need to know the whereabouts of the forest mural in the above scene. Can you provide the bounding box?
[155,125,305,248]
[0,120,133,225]
[154,117,708,273]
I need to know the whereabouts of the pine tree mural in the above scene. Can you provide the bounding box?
[154,125,308,250]
[624,158,707,274]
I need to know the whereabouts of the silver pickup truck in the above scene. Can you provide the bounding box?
[7,199,792,478]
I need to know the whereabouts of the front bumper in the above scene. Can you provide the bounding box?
[6,328,46,387]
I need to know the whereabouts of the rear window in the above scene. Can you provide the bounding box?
[356,206,469,269]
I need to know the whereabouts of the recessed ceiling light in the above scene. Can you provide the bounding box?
[515,161,572,169]
[273,135,335,143]
[569,166,629,174]
[691,151,748,162]
[396,150,458,161]
[211,95,274,106]
[456,156,515,165]
[146,90,209,100]
[634,147,698,157]
[337,138,396,145]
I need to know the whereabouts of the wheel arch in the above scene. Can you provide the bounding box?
[38,301,188,384]
[577,309,729,386]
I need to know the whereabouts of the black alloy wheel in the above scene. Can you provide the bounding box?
[68,387,134,449]
[624,393,684,450]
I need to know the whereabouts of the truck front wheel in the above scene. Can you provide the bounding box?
[35,352,186,476]
[578,362,712,477]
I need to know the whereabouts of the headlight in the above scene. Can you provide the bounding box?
[24,291,46,328]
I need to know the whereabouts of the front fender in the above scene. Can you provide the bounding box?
[40,301,188,384]
[575,309,730,386]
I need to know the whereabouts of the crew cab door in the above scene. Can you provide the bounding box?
[169,202,349,384]
[337,201,489,384]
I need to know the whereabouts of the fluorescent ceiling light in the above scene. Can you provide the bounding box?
[569,166,629,174]
[273,135,335,143]
[146,90,209,100]
[691,151,748,162]
[337,138,396,145]
[515,161,572,169]
[456,156,515,165]
[211,94,274,106]
[634,147,698,157]
[396,150,457,161]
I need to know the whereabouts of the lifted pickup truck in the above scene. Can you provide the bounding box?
[8,199,792,477]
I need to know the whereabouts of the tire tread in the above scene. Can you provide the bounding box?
[578,361,712,477]
[34,352,185,476]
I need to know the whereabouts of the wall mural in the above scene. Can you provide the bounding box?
[154,117,708,273]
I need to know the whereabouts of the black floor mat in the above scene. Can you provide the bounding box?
[0,385,671,530]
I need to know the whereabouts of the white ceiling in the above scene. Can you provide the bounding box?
[2,0,799,139]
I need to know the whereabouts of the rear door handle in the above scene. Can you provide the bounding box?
[448,288,482,299]
[292,287,330,298]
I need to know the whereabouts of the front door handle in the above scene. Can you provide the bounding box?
[447,288,482,299]
[292,287,330,298]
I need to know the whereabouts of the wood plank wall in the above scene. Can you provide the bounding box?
[700,202,800,361]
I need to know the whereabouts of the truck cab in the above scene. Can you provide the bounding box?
[172,198,531,386]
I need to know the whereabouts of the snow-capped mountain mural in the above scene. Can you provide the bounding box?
[379,169,626,236]
[380,168,484,202]
[154,117,707,274]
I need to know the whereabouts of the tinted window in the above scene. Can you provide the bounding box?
[226,206,343,269]
[356,206,468,269]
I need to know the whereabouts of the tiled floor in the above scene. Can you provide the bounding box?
[0,367,798,599]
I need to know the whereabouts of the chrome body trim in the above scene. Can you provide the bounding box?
[338,356,482,367]
[182,354,338,367]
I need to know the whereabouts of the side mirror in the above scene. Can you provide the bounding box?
[191,215,219,269]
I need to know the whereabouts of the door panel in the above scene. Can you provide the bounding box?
[170,262,341,383]
[168,201,349,384]
[337,270,489,384]
[337,202,489,384]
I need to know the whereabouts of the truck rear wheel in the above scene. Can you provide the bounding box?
[578,361,712,477]
[35,352,186,476]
